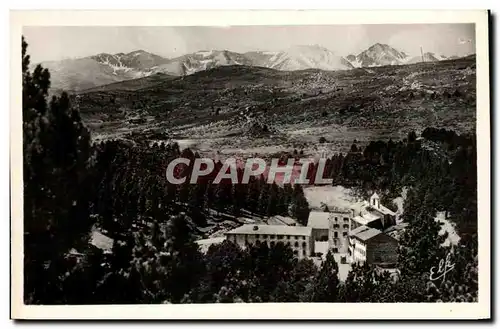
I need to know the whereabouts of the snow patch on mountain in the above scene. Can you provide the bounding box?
[267,45,353,71]
[261,51,279,55]
[196,50,215,57]
[42,44,462,91]
[405,52,445,64]
[353,43,409,67]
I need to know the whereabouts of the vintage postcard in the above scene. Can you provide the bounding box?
[10,10,490,320]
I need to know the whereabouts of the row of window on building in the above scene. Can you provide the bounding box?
[331,224,350,229]
[252,234,307,240]
[332,231,348,238]
[355,246,366,256]
[246,239,308,248]
[333,217,350,223]
[238,239,309,256]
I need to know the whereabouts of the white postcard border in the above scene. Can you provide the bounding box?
[10,9,490,320]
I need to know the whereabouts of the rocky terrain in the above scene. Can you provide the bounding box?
[72,55,476,157]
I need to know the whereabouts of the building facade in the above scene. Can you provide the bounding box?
[224,225,314,259]
[307,209,351,253]
[348,225,399,265]
[307,212,330,242]
[221,193,400,263]
[328,210,352,253]
[349,193,397,232]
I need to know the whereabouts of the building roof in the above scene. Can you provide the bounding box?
[357,228,383,241]
[350,225,382,241]
[378,204,397,216]
[328,207,352,214]
[195,237,226,245]
[384,222,409,240]
[90,230,114,251]
[350,225,369,235]
[352,215,368,225]
[307,211,331,229]
[352,197,397,218]
[268,215,298,226]
[383,222,409,234]
[371,192,380,199]
[361,210,382,222]
[352,211,382,226]
[350,200,369,214]
[225,224,312,236]
[195,237,226,253]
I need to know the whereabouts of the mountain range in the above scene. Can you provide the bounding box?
[39,43,459,91]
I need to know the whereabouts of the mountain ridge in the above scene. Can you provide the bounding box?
[39,44,460,91]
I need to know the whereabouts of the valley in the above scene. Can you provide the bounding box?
[74,55,476,157]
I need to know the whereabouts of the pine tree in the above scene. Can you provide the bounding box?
[289,185,310,226]
[246,175,261,214]
[398,190,446,276]
[312,251,340,302]
[288,258,317,302]
[163,213,205,303]
[258,177,270,215]
[188,181,208,226]
[266,182,279,216]
[23,36,93,304]
[342,263,380,302]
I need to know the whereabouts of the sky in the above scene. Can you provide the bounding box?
[23,24,476,63]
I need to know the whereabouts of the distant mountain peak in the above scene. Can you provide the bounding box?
[269,44,352,71]
[94,52,113,57]
[369,43,390,49]
[127,49,148,54]
[42,43,459,91]
[352,43,409,67]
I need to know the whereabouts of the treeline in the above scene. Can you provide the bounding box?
[421,127,475,150]
[91,123,477,238]
[302,129,476,235]
[90,140,312,235]
[57,221,478,304]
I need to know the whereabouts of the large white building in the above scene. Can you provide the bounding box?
[224,224,314,259]
[198,193,401,265]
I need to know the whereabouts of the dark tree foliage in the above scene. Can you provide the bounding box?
[289,185,310,226]
[312,251,339,302]
[23,36,93,304]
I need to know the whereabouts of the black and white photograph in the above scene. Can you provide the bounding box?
[10,10,490,320]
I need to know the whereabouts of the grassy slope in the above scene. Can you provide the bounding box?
[79,72,177,93]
